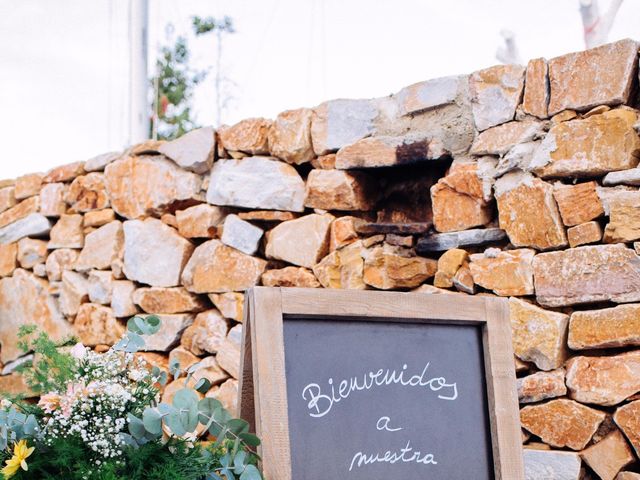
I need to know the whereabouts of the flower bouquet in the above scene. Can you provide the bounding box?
[0,316,263,480]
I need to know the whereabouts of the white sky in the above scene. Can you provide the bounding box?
[0,0,639,179]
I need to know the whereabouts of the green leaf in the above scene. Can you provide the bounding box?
[238,432,261,447]
[128,413,146,439]
[227,418,250,435]
[194,377,212,394]
[173,389,199,409]
[142,407,165,435]
[240,465,262,480]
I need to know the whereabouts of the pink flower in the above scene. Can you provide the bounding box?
[38,393,61,414]
[69,343,87,360]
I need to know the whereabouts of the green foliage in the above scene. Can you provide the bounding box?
[192,16,234,36]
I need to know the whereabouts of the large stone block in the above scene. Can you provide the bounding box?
[175,203,228,239]
[73,303,124,347]
[65,173,110,212]
[268,108,315,164]
[133,287,206,314]
[523,450,581,480]
[469,249,535,297]
[580,429,635,480]
[217,118,271,155]
[363,245,437,290]
[517,369,566,403]
[469,120,543,156]
[304,169,378,211]
[469,64,525,131]
[569,304,640,350]
[265,214,333,269]
[313,240,366,289]
[522,57,549,119]
[603,191,640,243]
[614,400,640,457]
[180,309,228,356]
[395,75,465,116]
[552,181,604,227]
[0,213,51,245]
[74,220,123,271]
[158,126,215,174]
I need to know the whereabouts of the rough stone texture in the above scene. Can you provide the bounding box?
[48,213,84,249]
[416,228,507,253]
[39,183,66,217]
[313,240,366,289]
[123,219,194,287]
[218,118,271,155]
[269,107,315,164]
[110,280,138,318]
[470,120,543,156]
[553,181,604,227]
[14,173,43,200]
[531,109,640,178]
[74,220,123,271]
[0,269,72,363]
[329,216,362,251]
[158,126,214,174]
[207,379,238,416]
[17,238,47,269]
[469,249,535,296]
[73,303,124,346]
[580,429,635,480]
[84,151,120,172]
[617,473,640,480]
[84,209,115,228]
[395,75,464,116]
[104,155,201,219]
[182,239,266,293]
[0,196,40,229]
[510,297,569,370]
[175,204,227,239]
[237,210,299,223]
[363,245,437,290]
[65,173,110,212]
[569,304,640,350]
[220,214,263,256]
[604,169,640,186]
[216,325,242,379]
[208,292,244,322]
[132,287,206,314]
[43,161,84,183]
[265,214,333,268]
[548,39,639,116]
[522,58,549,119]
[566,351,640,406]
[207,156,305,212]
[523,450,581,480]
[433,248,468,288]
[603,191,640,243]
[140,314,194,352]
[533,244,640,307]
[59,270,89,317]
[567,221,603,248]
[469,64,525,131]
[495,171,567,250]
[518,369,567,403]
[520,399,606,450]
[614,400,640,457]
[0,213,51,246]
[0,374,34,398]
[0,187,17,214]
[304,169,378,211]
[0,243,17,277]
[262,266,321,288]
[180,309,228,356]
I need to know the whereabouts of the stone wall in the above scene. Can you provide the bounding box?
[1,38,640,479]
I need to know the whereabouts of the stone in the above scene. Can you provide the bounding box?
[141,314,194,352]
[597,185,637,215]
[84,209,115,228]
[385,234,413,248]
[469,249,535,297]
[268,108,314,164]
[104,155,201,219]
[313,240,366,289]
[603,191,640,243]
[431,162,492,233]
[14,173,43,200]
[0,269,72,363]
[84,151,120,172]
[335,133,447,169]
[17,238,47,269]
[43,161,84,183]
[580,429,635,480]
[190,356,228,387]
[495,171,567,250]
[604,168,640,186]
[216,324,242,378]
[469,64,525,131]
[182,239,266,293]
[548,39,639,116]
[74,220,123,271]
[220,214,263,255]
[217,118,271,155]
[65,173,110,212]
[0,187,16,214]
[73,303,124,346]
[396,75,464,116]
[567,221,602,247]
[168,347,200,372]
[0,213,51,245]
[311,98,378,155]
[569,304,640,350]
[433,248,468,288]
[207,156,305,212]
[522,58,549,119]
[363,245,437,290]
[530,109,640,178]
[0,196,39,229]
[175,204,227,239]
[208,292,244,322]
[132,287,206,314]
[0,374,34,398]
[0,243,17,277]
[518,369,567,403]
[618,473,640,480]
[86,270,113,305]
[523,450,581,480]
[265,214,333,268]
[520,399,606,450]
[237,210,299,223]
[510,296,569,370]
[452,261,475,294]
[48,214,84,249]
[110,280,138,318]
[416,228,507,253]
[493,141,540,177]
[553,181,604,226]
[329,216,363,251]
[566,351,640,406]
[59,270,89,316]
[158,126,214,173]
[39,183,66,217]
[180,309,228,356]
[469,120,543,156]
[533,244,640,307]
[304,169,378,211]
[356,223,431,235]
[262,266,321,288]
[614,400,640,457]
[207,379,238,416]
[123,218,194,287]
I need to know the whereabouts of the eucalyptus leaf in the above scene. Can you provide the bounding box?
[239,465,262,480]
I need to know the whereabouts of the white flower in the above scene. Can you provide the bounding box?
[0,398,12,409]
[70,342,88,360]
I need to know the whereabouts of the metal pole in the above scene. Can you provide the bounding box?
[129,0,149,144]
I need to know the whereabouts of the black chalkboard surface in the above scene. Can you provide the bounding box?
[283,317,494,480]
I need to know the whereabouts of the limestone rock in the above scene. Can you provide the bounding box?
[363,245,437,290]
[141,314,194,352]
[158,126,214,174]
[304,169,378,211]
[604,168,640,186]
[74,303,124,346]
[0,243,17,277]
[265,214,333,268]
[548,39,639,115]
[84,209,115,228]
[495,171,567,250]
[237,210,299,223]
[569,304,640,350]
[617,473,640,480]
[207,379,238,416]
[396,75,464,116]
[17,238,47,269]
[0,187,16,214]
[0,196,39,229]
[262,266,320,288]
[48,214,84,249]
[580,429,635,480]
[110,280,138,318]
[0,374,34,398]
[566,351,640,406]
[104,155,201,219]
[84,151,120,172]
[123,219,194,287]
[65,173,110,212]
[207,157,305,212]
[567,221,602,248]
[520,399,606,450]
[523,450,581,480]
[43,161,84,183]
[168,347,200,372]
[603,191,640,243]
[531,109,640,178]
[175,204,227,239]
[182,239,266,293]
[0,213,52,245]
[518,369,567,403]
[470,120,543,156]
[522,58,549,119]
[269,108,315,164]
[132,287,206,314]
[553,181,604,227]
[217,118,271,155]
[433,248,468,288]
[180,309,228,356]
[452,261,475,294]
[216,325,242,379]
[190,356,228,387]
[59,270,89,317]
[416,228,507,253]
[39,183,66,217]
[220,214,263,256]
[469,249,535,296]
[14,173,43,200]
[469,64,525,131]
[329,216,362,251]
[74,220,123,271]
[313,240,366,289]
[613,400,640,457]
[533,244,640,307]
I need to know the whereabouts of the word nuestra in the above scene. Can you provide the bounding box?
[301,363,458,418]
[349,440,437,471]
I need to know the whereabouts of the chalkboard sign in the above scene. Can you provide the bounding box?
[239,288,524,480]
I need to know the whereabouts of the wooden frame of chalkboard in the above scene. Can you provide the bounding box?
[239,287,524,480]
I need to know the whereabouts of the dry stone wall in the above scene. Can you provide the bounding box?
[1,38,640,479]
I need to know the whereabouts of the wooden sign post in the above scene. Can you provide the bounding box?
[239,287,524,480]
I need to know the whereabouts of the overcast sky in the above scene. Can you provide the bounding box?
[1,0,639,178]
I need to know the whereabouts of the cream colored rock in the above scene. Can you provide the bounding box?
[0,187,16,214]
[517,369,567,403]
[141,314,194,352]
[304,169,378,211]
[523,450,581,480]
[262,266,321,288]
[216,324,242,379]
[522,58,549,119]
[0,243,17,277]
[603,191,640,243]
[553,181,604,227]
[48,214,84,249]
[395,75,464,116]
[14,173,43,200]
[208,292,244,322]
[17,238,47,269]
[569,304,640,350]
[265,214,333,268]
[469,64,525,131]
[175,204,227,239]
[268,108,315,164]
[580,429,635,480]
[220,214,263,256]
[452,261,475,294]
[613,400,640,457]
[469,249,535,296]
[0,213,51,245]
[84,151,120,172]
[329,216,362,251]
[84,209,115,228]
[168,347,200,372]
[110,280,138,318]
[74,303,124,346]
[190,356,228,387]
[64,173,110,212]
[86,270,114,305]
[0,373,34,398]
[74,220,123,271]
[567,221,602,248]
[132,287,206,314]
[39,183,66,217]
[0,196,39,229]
[43,161,84,183]
[217,118,271,155]
[59,270,89,317]
[207,379,238,416]
[158,126,214,174]
[363,245,437,290]
[313,240,366,289]
[180,309,228,356]
[470,120,543,156]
